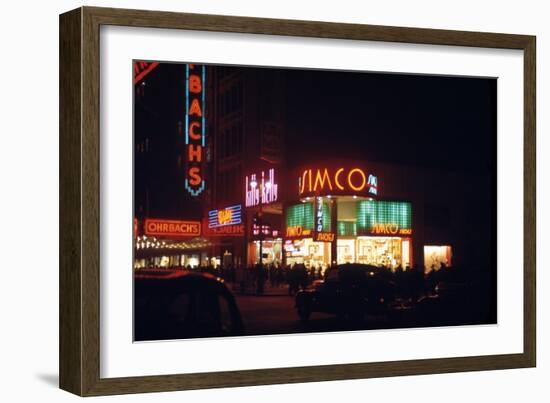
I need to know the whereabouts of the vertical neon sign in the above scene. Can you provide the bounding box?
[185,64,206,197]
[316,197,324,233]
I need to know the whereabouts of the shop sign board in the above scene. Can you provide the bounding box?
[285,225,312,239]
[314,232,335,242]
[144,218,201,237]
[184,64,206,197]
[204,224,245,237]
[299,167,378,198]
[370,223,412,236]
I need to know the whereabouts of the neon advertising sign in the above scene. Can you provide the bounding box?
[316,197,324,233]
[245,168,278,207]
[184,64,206,197]
[208,205,242,228]
[204,205,245,237]
[299,167,378,197]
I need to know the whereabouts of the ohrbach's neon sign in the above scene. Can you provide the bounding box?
[184,64,206,197]
[144,219,201,237]
[299,167,378,197]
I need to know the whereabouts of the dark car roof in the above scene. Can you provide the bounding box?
[323,264,392,284]
[134,270,228,292]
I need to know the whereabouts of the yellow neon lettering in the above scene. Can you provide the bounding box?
[334,168,345,190]
[313,168,333,192]
[348,168,366,192]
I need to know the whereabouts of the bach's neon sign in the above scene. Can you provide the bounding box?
[299,167,378,197]
[184,64,206,197]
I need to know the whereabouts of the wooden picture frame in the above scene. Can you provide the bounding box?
[59,6,536,396]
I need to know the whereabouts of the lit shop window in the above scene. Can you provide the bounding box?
[424,245,452,271]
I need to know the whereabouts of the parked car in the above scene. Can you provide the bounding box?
[415,275,493,326]
[134,270,244,341]
[295,264,396,321]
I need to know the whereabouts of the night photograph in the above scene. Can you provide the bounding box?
[132,61,497,342]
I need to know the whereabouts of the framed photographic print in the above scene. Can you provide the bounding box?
[59,6,536,396]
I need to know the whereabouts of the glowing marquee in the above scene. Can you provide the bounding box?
[208,205,242,228]
[184,64,206,197]
[245,168,278,207]
[299,167,378,197]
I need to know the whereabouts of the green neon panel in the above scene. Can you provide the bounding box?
[337,221,357,236]
[286,202,314,229]
[356,200,412,231]
[322,201,331,232]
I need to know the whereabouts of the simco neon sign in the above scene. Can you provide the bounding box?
[299,167,378,197]
[184,64,206,197]
[370,223,412,236]
[245,168,278,207]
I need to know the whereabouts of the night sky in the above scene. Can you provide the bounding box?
[282,67,496,174]
[135,62,497,224]
[136,62,496,176]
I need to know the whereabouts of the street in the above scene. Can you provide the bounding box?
[232,285,398,336]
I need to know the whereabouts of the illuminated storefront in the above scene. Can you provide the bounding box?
[284,165,414,270]
[285,198,412,269]
[134,218,213,269]
[250,239,283,266]
[247,222,282,266]
[424,245,453,271]
[285,201,332,268]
